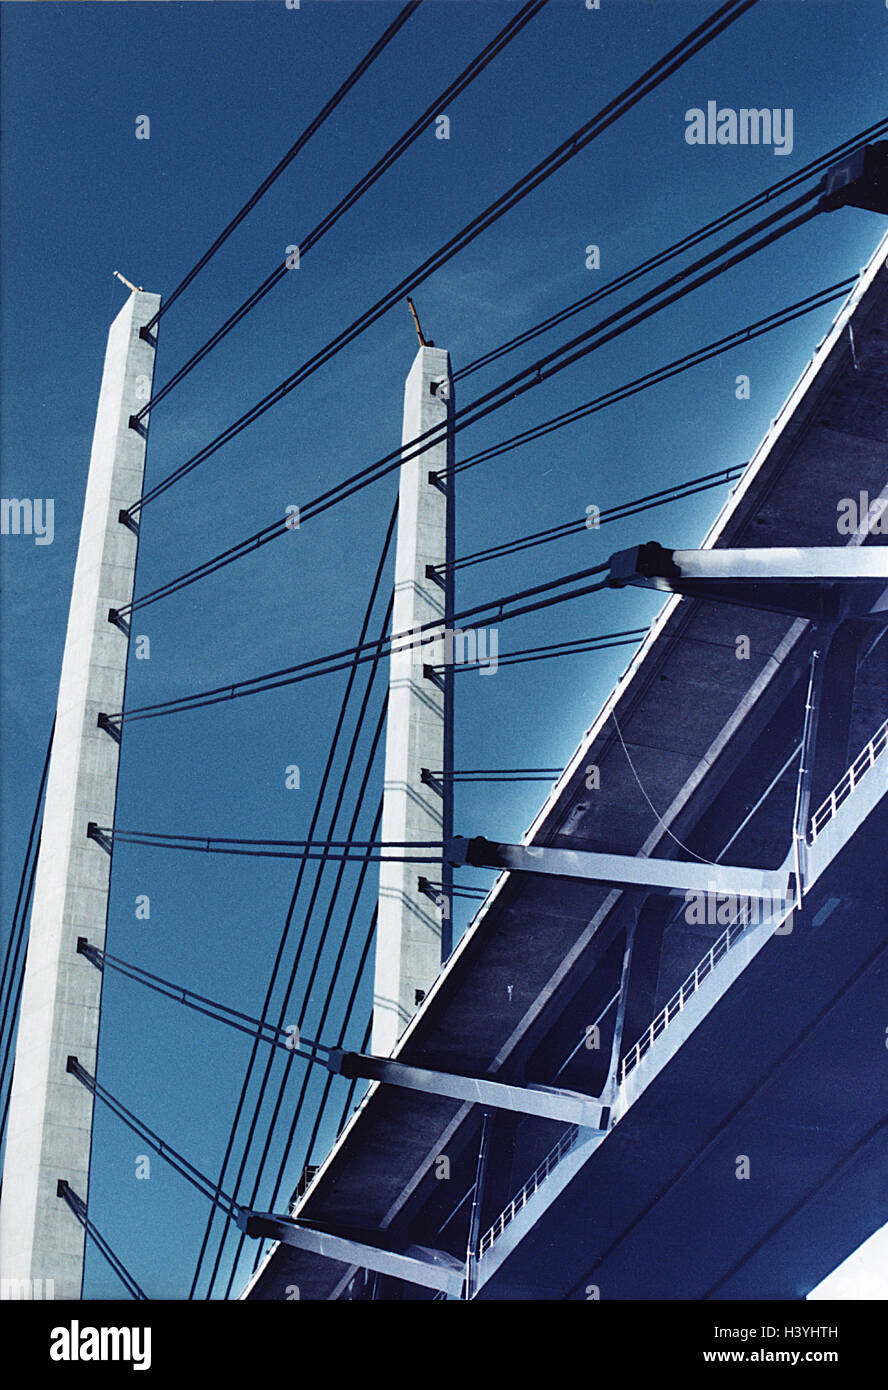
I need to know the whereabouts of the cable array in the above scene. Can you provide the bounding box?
[128,0,760,517]
[443,278,856,480]
[108,562,615,727]
[453,117,888,382]
[441,466,747,572]
[142,1,423,333]
[117,218,845,622]
[0,722,53,1148]
[190,509,396,1298]
[135,0,549,419]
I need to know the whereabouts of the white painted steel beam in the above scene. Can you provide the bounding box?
[673,547,888,581]
[327,1050,608,1128]
[609,542,888,594]
[446,836,791,901]
[237,1210,464,1297]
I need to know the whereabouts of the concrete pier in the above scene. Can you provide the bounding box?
[0,291,159,1298]
[372,346,454,1057]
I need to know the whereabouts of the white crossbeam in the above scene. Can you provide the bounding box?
[447,837,791,902]
[238,1211,464,1297]
[327,1050,607,1128]
[672,547,888,581]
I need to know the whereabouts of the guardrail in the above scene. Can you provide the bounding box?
[622,715,888,1082]
[478,1123,579,1259]
[809,716,888,843]
[620,897,759,1083]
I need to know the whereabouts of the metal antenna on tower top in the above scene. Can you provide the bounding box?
[113,270,144,294]
[406,296,435,348]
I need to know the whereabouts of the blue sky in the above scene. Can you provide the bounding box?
[1,0,886,1299]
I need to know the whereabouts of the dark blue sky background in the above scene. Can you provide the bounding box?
[1,0,886,1299]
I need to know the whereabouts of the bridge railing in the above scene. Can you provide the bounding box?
[622,714,888,1083]
[478,1123,579,1259]
[809,715,888,843]
[620,898,758,1083]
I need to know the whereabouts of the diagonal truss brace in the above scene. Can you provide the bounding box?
[446,836,792,903]
[325,1049,609,1129]
[237,1209,465,1297]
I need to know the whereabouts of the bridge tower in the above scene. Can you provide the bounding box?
[0,290,159,1298]
[372,343,455,1056]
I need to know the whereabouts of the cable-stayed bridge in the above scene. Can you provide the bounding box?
[0,0,886,1304]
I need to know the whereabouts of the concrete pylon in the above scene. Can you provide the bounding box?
[0,291,159,1298]
[372,346,454,1057]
